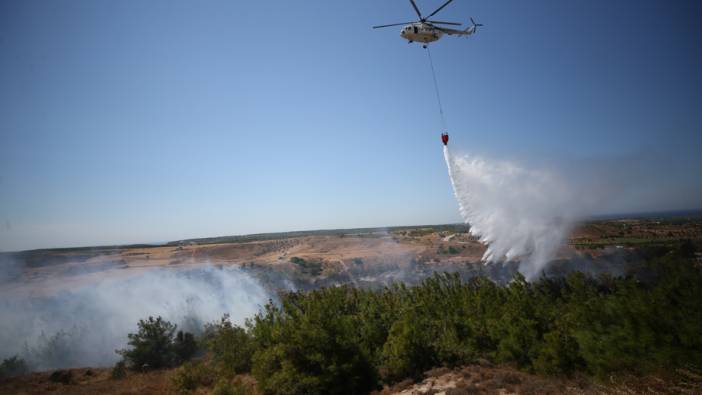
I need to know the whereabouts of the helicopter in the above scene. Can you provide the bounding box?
[373,0,482,48]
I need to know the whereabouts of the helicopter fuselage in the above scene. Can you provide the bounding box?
[400,23,444,44]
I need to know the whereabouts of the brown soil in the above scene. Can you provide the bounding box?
[0,367,177,395]
[4,364,700,395]
[380,364,702,395]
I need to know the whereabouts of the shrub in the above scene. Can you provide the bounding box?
[290,257,323,276]
[48,369,73,384]
[117,316,196,370]
[211,378,252,395]
[174,330,198,364]
[30,329,84,370]
[171,361,214,394]
[381,314,435,381]
[289,256,305,265]
[251,287,379,394]
[0,355,29,379]
[206,315,255,376]
[111,360,127,380]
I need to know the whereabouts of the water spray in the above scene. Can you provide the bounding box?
[443,147,578,279]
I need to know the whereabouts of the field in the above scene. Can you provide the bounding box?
[2,216,701,296]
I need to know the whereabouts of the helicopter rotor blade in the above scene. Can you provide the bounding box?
[408,0,423,20]
[427,0,454,18]
[428,20,462,26]
[373,22,414,29]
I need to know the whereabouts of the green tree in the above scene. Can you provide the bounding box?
[251,287,378,394]
[117,316,183,370]
[207,315,255,376]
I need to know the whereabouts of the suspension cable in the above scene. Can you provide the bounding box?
[426,46,448,131]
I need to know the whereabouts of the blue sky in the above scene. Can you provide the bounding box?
[1,0,701,251]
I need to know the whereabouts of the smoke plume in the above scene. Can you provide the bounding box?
[0,265,270,370]
[444,146,580,279]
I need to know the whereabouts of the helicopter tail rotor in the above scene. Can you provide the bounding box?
[466,17,483,35]
[470,17,483,29]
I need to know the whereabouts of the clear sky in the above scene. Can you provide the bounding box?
[1,0,701,251]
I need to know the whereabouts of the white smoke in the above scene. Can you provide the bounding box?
[443,146,580,279]
[0,265,270,370]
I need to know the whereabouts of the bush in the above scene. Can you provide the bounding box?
[117,316,196,370]
[0,355,29,379]
[211,378,253,395]
[290,257,323,276]
[206,315,255,376]
[381,314,435,381]
[289,257,305,265]
[174,330,198,364]
[111,360,127,380]
[48,370,73,384]
[171,361,214,394]
[250,287,379,394]
[30,329,85,370]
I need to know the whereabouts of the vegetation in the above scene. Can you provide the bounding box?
[290,256,323,276]
[111,360,127,380]
[238,244,701,393]
[211,378,255,395]
[171,361,215,394]
[205,315,256,376]
[166,223,471,246]
[117,316,197,370]
[174,330,198,363]
[0,355,29,379]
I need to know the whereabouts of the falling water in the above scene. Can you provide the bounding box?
[443,146,577,279]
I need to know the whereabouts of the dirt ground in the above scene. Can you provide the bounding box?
[0,367,177,395]
[380,364,702,395]
[3,363,701,395]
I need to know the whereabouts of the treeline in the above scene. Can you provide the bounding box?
[167,224,471,246]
